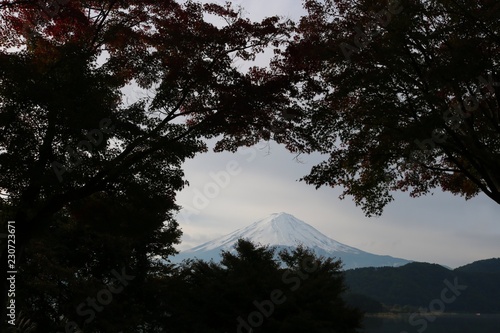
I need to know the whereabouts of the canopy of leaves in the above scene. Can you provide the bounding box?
[273,0,500,215]
[0,0,291,229]
[0,0,291,326]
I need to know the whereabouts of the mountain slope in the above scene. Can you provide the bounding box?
[173,212,411,269]
[455,258,500,274]
[344,260,500,312]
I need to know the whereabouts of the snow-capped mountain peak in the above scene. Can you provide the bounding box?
[173,212,411,269]
[227,212,359,253]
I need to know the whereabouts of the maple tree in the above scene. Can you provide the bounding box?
[273,0,500,216]
[0,0,292,326]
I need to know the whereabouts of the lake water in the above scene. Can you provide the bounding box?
[361,314,500,333]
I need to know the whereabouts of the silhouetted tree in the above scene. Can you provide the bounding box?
[170,240,362,333]
[0,0,290,323]
[14,182,181,332]
[274,0,500,215]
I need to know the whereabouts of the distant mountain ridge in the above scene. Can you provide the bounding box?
[455,258,500,274]
[344,259,500,313]
[172,212,412,269]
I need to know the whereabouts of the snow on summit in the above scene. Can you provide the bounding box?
[216,212,361,253]
[172,212,412,269]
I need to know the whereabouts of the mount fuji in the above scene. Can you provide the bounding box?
[172,212,412,269]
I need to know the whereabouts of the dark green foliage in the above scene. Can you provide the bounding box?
[14,183,182,332]
[15,233,363,332]
[344,260,500,313]
[343,293,384,313]
[455,258,500,274]
[168,240,363,332]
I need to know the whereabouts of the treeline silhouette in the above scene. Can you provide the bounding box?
[13,211,362,333]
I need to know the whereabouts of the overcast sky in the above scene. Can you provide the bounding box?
[173,0,500,269]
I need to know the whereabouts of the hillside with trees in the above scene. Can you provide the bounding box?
[344,259,500,313]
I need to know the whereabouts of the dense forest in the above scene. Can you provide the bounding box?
[15,237,362,332]
[344,259,500,313]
